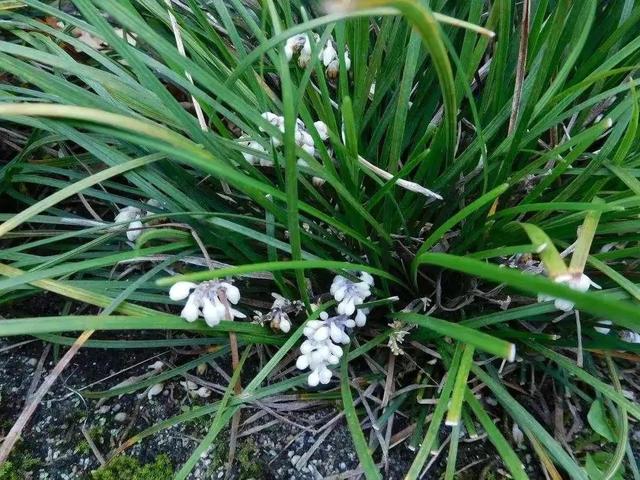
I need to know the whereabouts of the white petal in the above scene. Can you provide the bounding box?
[318,367,332,384]
[327,354,340,365]
[300,340,314,355]
[359,271,374,286]
[572,274,593,293]
[313,326,329,342]
[330,276,346,294]
[344,51,351,70]
[329,323,344,344]
[296,355,309,370]
[329,343,343,357]
[343,299,356,316]
[169,281,197,301]
[333,285,348,302]
[555,299,574,312]
[230,308,246,320]
[114,206,140,223]
[224,284,241,304]
[308,370,320,387]
[126,220,143,241]
[181,297,200,322]
[322,43,336,66]
[313,121,329,141]
[355,310,367,327]
[280,319,291,333]
[202,298,221,327]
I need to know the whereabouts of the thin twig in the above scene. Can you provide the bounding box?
[25,344,51,402]
[0,330,94,463]
[508,0,531,134]
[81,423,106,466]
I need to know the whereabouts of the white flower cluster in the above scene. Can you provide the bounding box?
[296,311,352,386]
[169,280,245,327]
[113,199,162,241]
[284,34,351,78]
[538,272,600,312]
[296,272,374,386]
[240,112,329,168]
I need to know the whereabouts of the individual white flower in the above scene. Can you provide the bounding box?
[114,206,143,241]
[594,320,612,335]
[265,293,300,333]
[330,272,373,316]
[284,34,306,60]
[170,280,246,326]
[537,273,600,312]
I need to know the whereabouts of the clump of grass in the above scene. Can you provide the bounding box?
[1,0,639,478]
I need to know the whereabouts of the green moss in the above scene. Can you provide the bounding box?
[90,454,173,480]
[201,437,264,479]
[75,440,91,455]
[0,454,39,480]
[235,440,264,478]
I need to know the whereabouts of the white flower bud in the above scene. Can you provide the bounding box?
[181,296,200,322]
[221,283,241,304]
[280,318,291,333]
[318,367,332,384]
[313,121,329,141]
[114,206,141,224]
[313,326,330,342]
[202,297,221,327]
[322,42,336,66]
[169,281,197,301]
[359,271,374,286]
[296,355,310,370]
[300,340,314,355]
[126,220,143,241]
[308,369,320,387]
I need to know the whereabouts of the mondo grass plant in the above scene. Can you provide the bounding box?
[1,0,640,478]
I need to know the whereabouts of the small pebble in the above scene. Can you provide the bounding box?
[114,412,128,423]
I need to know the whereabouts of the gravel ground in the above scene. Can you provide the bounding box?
[0,334,527,480]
